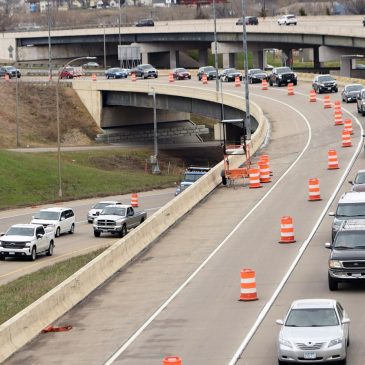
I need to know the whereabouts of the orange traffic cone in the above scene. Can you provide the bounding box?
[261,79,268,90]
[168,72,174,83]
[259,154,272,175]
[258,161,271,183]
[342,129,352,147]
[344,119,353,134]
[323,95,331,108]
[234,76,241,87]
[4,74,9,81]
[131,193,139,207]
[309,89,316,102]
[163,356,182,365]
[334,110,343,125]
[308,178,321,201]
[202,73,208,84]
[279,216,295,243]
[239,268,258,301]
[91,73,97,81]
[334,100,341,112]
[327,150,339,170]
[287,83,294,95]
[131,72,136,82]
[249,167,261,188]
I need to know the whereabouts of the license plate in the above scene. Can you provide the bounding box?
[9,252,15,255]
[304,352,316,359]
[352,273,361,277]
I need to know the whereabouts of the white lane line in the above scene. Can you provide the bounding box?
[102,96,313,365]
[227,96,363,365]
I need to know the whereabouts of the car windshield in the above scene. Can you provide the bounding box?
[109,68,122,72]
[285,308,339,327]
[140,64,153,69]
[336,203,365,217]
[176,68,187,72]
[250,69,262,74]
[93,202,114,209]
[184,172,205,183]
[4,66,16,71]
[225,68,236,73]
[34,211,60,220]
[6,227,34,236]
[101,207,126,216]
[204,66,215,72]
[287,15,295,19]
[346,85,363,92]
[277,67,292,74]
[334,231,365,249]
[318,75,334,82]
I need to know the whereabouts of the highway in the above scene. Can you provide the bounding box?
[3,78,365,365]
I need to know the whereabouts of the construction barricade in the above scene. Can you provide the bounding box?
[163,356,182,365]
[323,95,331,108]
[235,76,241,87]
[249,167,261,188]
[308,178,321,201]
[309,89,316,102]
[261,79,268,90]
[287,83,294,95]
[327,150,339,170]
[342,129,352,147]
[344,119,353,135]
[239,269,258,301]
[131,193,139,207]
[279,216,295,243]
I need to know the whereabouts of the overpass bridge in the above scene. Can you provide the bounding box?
[3,16,365,77]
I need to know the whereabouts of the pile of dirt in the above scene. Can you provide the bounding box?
[0,81,101,148]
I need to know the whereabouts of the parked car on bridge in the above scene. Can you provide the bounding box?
[341,84,363,103]
[0,66,21,78]
[105,67,129,79]
[82,62,99,69]
[236,16,258,25]
[277,14,297,25]
[269,66,297,87]
[247,68,268,83]
[349,169,365,192]
[276,299,350,364]
[172,67,191,80]
[130,64,158,79]
[219,68,242,82]
[312,74,338,94]
[197,66,218,81]
[58,66,82,79]
[135,18,154,27]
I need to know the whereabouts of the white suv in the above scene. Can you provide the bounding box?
[87,201,122,223]
[31,207,75,237]
[278,14,297,26]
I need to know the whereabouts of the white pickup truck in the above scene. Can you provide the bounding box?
[0,224,55,261]
[93,204,147,237]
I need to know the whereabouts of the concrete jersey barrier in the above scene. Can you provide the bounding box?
[0,85,268,363]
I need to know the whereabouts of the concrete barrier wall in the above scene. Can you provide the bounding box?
[0,84,269,363]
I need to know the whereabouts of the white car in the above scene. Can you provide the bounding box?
[278,14,297,26]
[87,201,122,223]
[276,299,350,364]
[31,207,75,237]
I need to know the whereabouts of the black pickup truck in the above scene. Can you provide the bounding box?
[269,66,297,87]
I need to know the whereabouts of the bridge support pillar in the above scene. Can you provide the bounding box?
[222,53,236,68]
[313,47,321,69]
[199,49,208,66]
[282,48,293,68]
[170,50,179,69]
[141,52,149,64]
[251,49,265,69]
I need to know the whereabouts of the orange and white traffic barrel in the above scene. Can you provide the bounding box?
[342,129,352,147]
[258,161,271,183]
[308,178,321,201]
[4,73,9,81]
[334,110,343,125]
[163,356,182,365]
[168,72,174,83]
[239,268,258,301]
[334,100,341,112]
[287,83,294,95]
[91,73,97,81]
[249,167,261,188]
[261,79,268,90]
[309,89,316,102]
[323,95,331,108]
[327,150,339,170]
[234,76,241,87]
[344,119,353,135]
[202,73,208,84]
[131,72,137,82]
[131,193,139,207]
[279,216,295,243]
[259,154,272,175]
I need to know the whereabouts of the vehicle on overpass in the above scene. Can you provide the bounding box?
[219,68,242,82]
[276,299,350,364]
[93,204,147,237]
[175,167,211,196]
[277,14,297,26]
[105,67,129,79]
[0,224,55,261]
[197,66,218,81]
[236,16,258,25]
[135,18,154,27]
[341,84,363,103]
[87,201,123,223]
[356,88,365,115]
[247,68,268,84]
[312,74,338,94]
[130,64,158,79]
[326,219,365,291]
[172,67,191,80]
[269,67,297,87]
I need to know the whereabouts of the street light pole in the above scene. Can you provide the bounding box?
[148,87,160,174]
[47,0,52,81]
[15,72,19,147]
[56,56,96,198]
[213,0,219,93]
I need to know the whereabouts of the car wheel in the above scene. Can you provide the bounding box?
[55,227,60,238]
[362,110,365,116]
[347,334,350,347]
[113,75,116,79]
[46,241,54,256]
[69,223,75,234]
[94,230,101,237]
[269,79,273,86]
[293,81,297,86]
[334,88,338,93]
[30,247,37,261]
[278,360,287,365]
[119,225,127,237]
[198,76,201,81]
[249,77,253,84]
[0,256,5,261]
[277,81,281,87]
[328,274,338,291]
[357,105,361,113]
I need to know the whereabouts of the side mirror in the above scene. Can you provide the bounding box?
[0,233,4,236]
[325,242,331,248]
[349,180,353,185]
[37,234,43,239]
[276,319,284,325]
[342,317,350,324]
[328,212,335,216]
[60,217,65,221]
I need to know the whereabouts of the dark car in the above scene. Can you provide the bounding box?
[349,170,365,192]
[135,18,154,27]
[0,66,21,78]
[269,66,297,87]
[236,16,259,25]
[312,74,338,94]
[342,83,363,103]
[219,68,242,82]
[247,68,268,83]
[130,64,158,79]
[105,67,128,79]
[58,66,81,79]
[172,67,191,80]
[197,66,218,81]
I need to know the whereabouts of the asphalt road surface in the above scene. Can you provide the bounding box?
[4,78,365,365]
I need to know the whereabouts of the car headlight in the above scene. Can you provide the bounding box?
[329,259,342,268]
[278,75,282,78]
[293,73,297,78]
[319,83,325,87]
[25,242,32,247]
[328,338,342,347]
[279,338,293,348]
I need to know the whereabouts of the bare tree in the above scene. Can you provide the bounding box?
[344,0,365,13]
